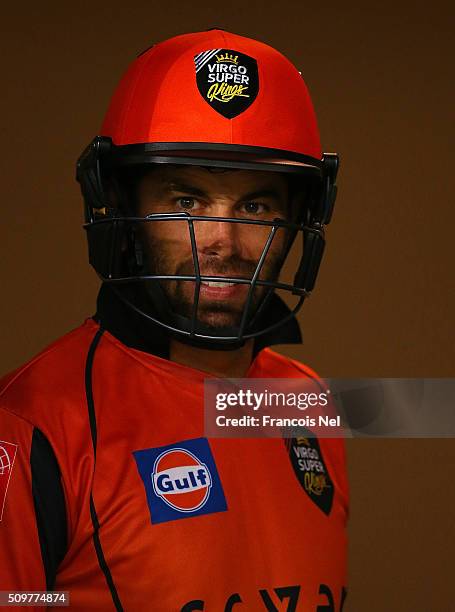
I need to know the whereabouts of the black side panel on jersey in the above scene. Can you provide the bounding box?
[31,428,68,590]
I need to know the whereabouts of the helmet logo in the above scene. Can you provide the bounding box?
[194,48,259,119]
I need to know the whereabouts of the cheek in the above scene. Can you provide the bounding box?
[214,227,287,266]
[141,223,193,262]
[142,220,182,243]
[237,225,276,254]
[248,227,287,258]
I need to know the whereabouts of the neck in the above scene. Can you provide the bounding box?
[170,339,254,377]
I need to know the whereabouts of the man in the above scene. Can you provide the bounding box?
[0,30,348,610]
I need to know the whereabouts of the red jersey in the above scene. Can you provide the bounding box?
[0,319,348,611]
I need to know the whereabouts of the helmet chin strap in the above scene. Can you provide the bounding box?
[170,313,249,351]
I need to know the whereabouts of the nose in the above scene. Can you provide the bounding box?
[194,214,242,259]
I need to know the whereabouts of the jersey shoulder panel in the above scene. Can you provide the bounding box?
[0,320,103,547]
[253,347,324,383]
[0,318,100,426]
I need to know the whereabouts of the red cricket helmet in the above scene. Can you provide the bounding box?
[77,29,339,348]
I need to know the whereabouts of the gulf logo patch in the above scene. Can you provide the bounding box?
[133,438,227,524]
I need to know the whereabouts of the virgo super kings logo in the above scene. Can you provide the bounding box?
[195,48,259,119]
[286,433,334,516]
[134,438,228,524]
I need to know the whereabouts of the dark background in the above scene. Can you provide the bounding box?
[1,1,454,609]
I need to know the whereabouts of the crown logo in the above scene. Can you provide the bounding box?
[215,53,238,64]
[296,437,310,446]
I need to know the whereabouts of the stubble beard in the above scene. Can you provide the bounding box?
[143,245,283,330]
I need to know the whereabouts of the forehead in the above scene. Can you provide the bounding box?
[138,164,289,195]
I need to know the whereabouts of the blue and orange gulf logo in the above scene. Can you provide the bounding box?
[133,438,227,524]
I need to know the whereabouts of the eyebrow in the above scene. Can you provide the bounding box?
[166,182,284,203]
[167,182,208,198]
[240,188,284,203]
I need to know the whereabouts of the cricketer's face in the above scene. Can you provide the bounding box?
[136,165,291,329]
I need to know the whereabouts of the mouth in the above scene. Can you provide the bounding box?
[198,277,245,299]
[201,281,235,288]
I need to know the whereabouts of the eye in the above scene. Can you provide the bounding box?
[177,197,197,210]
[242,201,267,215]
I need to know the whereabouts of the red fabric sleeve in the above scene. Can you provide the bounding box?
[0,406,47,597]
